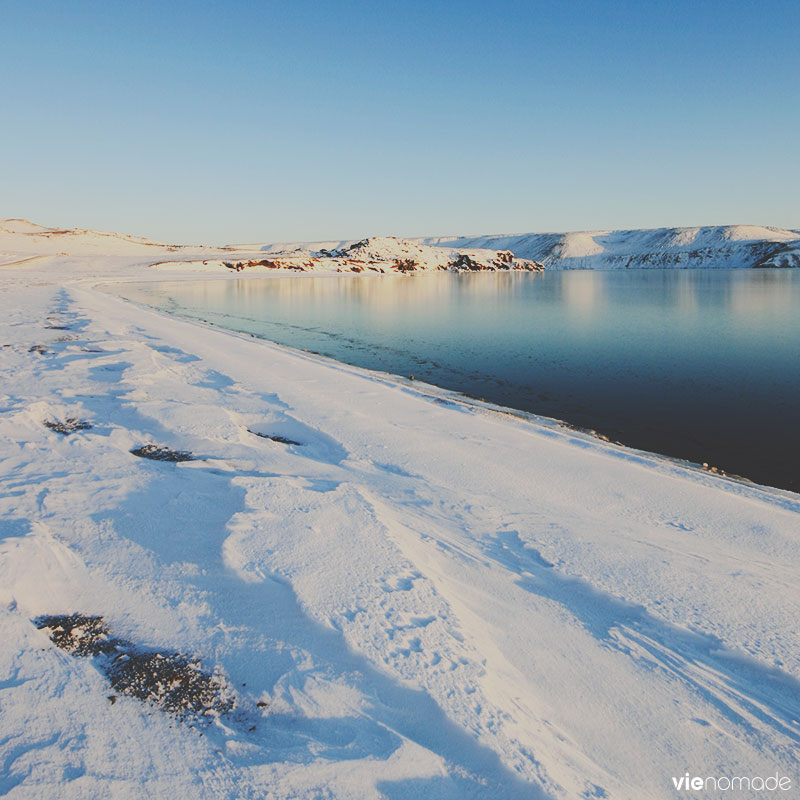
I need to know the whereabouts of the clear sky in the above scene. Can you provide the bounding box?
[2,0,798,244]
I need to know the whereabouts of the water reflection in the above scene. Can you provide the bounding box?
[115,270,800,491]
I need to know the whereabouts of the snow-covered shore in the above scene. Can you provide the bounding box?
[2,227,800,799]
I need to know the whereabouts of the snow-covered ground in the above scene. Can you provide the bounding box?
[2,220,800,799]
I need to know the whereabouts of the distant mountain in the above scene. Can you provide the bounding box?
[418,225,800,270]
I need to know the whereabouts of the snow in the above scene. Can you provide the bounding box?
[0,218,261,261]
[151,237,542,275]
[419,225,800,269]
[223,224,800,271]
[1,221,799,798]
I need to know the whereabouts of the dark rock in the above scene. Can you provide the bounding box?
[450,254,484,271]
[44,418,92,435]
[130,444,194,462]
[496,250,514,264]
[247,429,302,446]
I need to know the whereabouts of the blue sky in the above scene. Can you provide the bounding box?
[2,0,798,243]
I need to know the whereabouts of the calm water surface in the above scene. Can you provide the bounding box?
[114,270,800,492]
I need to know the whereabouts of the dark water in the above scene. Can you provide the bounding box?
[113,270,800,492]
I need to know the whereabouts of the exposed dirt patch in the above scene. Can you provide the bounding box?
[36,613,119,656]
[130,444,194,462]
[107,651,234,716]
[35,614,235,719]
[44,418,93,435]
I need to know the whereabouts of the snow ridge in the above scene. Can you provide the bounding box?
[418,225,800,270]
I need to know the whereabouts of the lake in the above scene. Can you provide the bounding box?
[113,269,800,492]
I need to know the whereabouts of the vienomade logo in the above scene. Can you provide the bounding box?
[672,773,792,792]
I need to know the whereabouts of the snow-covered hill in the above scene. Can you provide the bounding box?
[153,237,543,274]
[4,219,798,272]
[0,218,191,257]
[237,224,800,271]
[419,225,800,270]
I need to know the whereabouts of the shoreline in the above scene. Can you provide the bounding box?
[104,268,800,497]
[2,256,799,798]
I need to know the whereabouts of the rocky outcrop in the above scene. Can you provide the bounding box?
[157,237,544,275]
[326,238,542,273]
